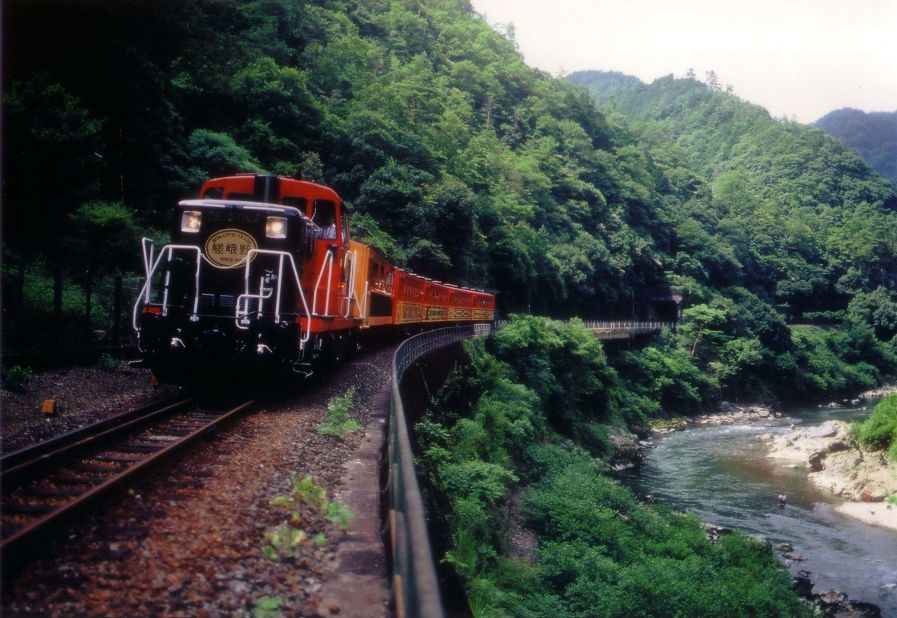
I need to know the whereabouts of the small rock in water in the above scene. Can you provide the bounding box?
[817,589,848,607]
[792,574,814,597]
[846,600,883,617]
[783,551,807,561]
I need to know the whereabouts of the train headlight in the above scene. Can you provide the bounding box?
[181,210,202,233]
[266,216,287,239]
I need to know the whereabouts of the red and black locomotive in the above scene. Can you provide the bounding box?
[133,174,495,382]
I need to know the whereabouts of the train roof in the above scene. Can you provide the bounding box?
[200,174,341,205]
[178,199,318,227]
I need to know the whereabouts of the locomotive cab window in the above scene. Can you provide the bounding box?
[312,200,337,239]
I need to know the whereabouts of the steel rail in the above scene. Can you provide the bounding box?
[0,395,195,478]
[1,398,256,565]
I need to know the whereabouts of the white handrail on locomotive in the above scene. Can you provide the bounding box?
[178,198,307,218]
[134,198,325,348]
[131,240,202,338]
[311,248,335,317]
[234,248,313,347]
[342,249,358,319]
[359,280,369,320]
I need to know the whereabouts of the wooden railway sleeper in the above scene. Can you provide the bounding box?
[70,462,125,474]
[142,434,186,442]
[92,453,145,463]
[21,486,86,498]
[116,444,164,453]
[50,474,106,486]
[2,503,57,515]
[1,398,257,566]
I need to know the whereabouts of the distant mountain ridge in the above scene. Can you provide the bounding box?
[569,71,896,187]
[813,108,897,183]
[567,68,897,316]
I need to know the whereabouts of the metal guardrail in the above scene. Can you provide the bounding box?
[386,324,492,618]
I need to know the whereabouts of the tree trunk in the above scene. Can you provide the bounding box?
[112,273,122,344]
[84,269,92,341]
[690,323,705,356]
[53,263,63,347]
[15,257,26,331]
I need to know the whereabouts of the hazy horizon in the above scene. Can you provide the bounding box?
[470,0,897,123]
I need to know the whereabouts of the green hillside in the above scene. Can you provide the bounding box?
[814,108,897,184]
[5,0,675,327]
[569,70,897,317]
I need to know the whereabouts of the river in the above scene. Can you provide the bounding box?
[621,401,897,615]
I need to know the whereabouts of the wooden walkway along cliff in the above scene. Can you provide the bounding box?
[583,320,674,341]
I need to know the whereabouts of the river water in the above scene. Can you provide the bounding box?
[621,402,897,615]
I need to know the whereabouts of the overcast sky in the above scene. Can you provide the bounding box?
[469,0,897,123]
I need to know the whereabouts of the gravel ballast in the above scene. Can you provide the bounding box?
[1,345,395,617]
[1,362,182,453]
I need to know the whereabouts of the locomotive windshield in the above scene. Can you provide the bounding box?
[311,200,337,240]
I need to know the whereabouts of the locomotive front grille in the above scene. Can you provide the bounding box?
[199,292,239,313]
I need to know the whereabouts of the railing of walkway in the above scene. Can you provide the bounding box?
[387,323,493,618]
[582,320,674,331]
[584,320,675,339]
[495,319,674,336]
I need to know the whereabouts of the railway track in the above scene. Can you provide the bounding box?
[0,396,257,567]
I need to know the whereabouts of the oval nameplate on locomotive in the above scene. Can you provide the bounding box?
[204,229,258,269]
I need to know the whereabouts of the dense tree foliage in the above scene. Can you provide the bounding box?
[569,70,897,317]
[4,0,675,345]
[814,108,897,184]
[5,2,896,366]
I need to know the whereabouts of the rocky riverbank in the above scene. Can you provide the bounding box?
[764,421,897,531]
[702,525,883,617]
[858,384,897,400]
[651,402,782,434]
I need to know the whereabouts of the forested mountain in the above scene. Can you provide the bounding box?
[814,108,897,184]
[5,0,675,329]
[569,70,897,318]
[6,3,896,338]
